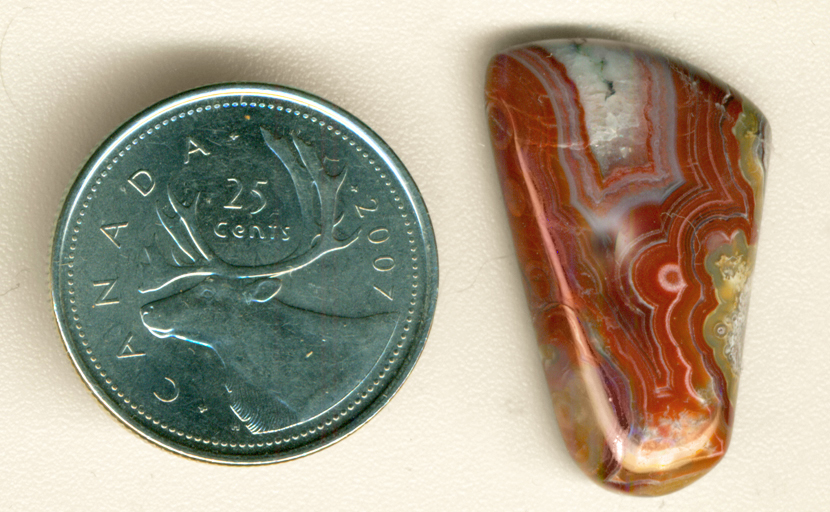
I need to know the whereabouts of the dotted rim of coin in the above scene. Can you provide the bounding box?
[63,98,423,452]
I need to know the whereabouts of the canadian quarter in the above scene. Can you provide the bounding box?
[51,84,438,464]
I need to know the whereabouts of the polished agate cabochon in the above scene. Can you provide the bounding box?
[486,40,768,495]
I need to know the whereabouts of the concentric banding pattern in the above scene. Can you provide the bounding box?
[486,40,768,495]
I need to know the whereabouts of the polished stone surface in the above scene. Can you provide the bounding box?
[486,39,768,495]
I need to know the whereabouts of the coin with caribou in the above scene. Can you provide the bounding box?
[52,85,437,463]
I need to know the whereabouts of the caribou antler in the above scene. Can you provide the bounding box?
[156,190,210,265]
[139,131,360,294]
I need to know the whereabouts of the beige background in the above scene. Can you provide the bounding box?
[0,0,826,510]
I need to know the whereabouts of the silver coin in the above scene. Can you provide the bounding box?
[51,84,438,464]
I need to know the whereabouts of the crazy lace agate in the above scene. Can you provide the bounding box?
[485,39,768,495]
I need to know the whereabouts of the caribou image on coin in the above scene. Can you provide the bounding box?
[51,84,437,463]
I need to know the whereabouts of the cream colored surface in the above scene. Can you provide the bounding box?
[0,1,825,510]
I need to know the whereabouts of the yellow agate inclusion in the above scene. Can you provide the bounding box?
[703,109,767,403]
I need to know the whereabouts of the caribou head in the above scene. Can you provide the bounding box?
[136,129,388,435]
